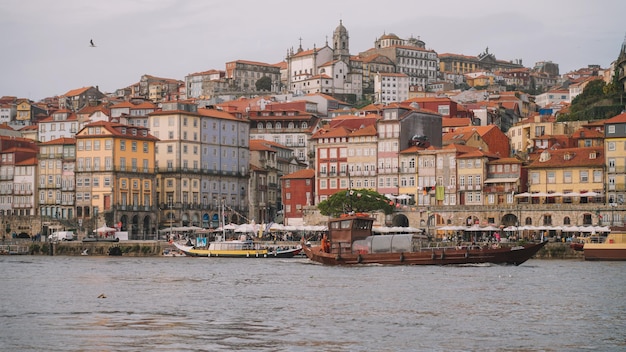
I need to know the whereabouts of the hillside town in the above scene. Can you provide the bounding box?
[1,21,625,241]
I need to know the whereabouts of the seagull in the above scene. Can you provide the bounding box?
[90,39,96,47]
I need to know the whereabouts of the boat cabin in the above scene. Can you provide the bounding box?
[327,214,375,254]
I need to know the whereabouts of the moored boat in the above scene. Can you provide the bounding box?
[172,237,302,258]
[583,232,626,261]
[301,213,547,266]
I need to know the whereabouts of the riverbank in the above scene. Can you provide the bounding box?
[8,240,583,259]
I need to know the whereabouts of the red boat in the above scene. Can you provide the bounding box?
[302,213,547,266]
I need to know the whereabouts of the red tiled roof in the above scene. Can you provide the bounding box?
[63,86,92,97]
[281,169,316,179]
[604,112,626,123]
[249,139,291,151]
[527,147,604,168]
[442,117,472,128]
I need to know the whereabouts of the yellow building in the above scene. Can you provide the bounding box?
[525,147,604,226]
[38,137,76,221]
[508,115,583,156]
[456,148,498,208]
[347,124,378,192]
[75,121,158,238]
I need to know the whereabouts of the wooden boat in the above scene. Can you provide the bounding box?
[172,238,302,258]
[301,213,547,266]
[583,232,626,261]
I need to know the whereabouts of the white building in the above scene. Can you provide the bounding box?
[37,109,79,143]
[374,72,409,104]
[535,89,570,108]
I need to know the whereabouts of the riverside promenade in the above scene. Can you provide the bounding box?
[6,240,584,259]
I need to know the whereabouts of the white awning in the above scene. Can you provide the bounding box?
[483,177,519,183]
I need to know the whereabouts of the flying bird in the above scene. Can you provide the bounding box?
[90,39,96,47]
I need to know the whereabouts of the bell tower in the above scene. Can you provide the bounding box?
[333,20,350,61]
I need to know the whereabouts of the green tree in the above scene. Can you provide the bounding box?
[255,76,272,91]
[317,189,394,217]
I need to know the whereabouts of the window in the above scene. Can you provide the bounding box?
[607,125,615,134]
[535,126,545,136]
[563,171,572,183]
[593,170,602,183]
[579,171,589,183]
[608,142,616,151]
[531,172,539,184]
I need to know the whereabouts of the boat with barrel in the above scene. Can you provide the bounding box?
[583,230,626,261]
[172,235,302,258]
[301,213,547,266]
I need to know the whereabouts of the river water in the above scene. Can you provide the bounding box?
[1,256,624,352]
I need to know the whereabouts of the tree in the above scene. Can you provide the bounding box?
[317,189,394,217]
[255,76,272,91]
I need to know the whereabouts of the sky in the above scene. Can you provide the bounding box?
[1,0,625,101]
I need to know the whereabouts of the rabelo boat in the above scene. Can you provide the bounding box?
[301,213,547,266]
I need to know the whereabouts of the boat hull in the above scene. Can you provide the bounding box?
[173,242,302,258]
[582,233,626,261]
[302,242,547,266]
[583,245,626,261]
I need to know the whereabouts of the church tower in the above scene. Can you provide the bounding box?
[333,20,350,61]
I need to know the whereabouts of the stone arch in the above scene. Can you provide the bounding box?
[191,213,199,227]
[181,213,189,226]
[143,215,151,237]
[465,215,479,226]
[131,215,139,239]
[120,214,128,232]
[391,213,409,227]
[501,213,518,227]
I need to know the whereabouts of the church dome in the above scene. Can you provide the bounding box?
[379,33,400,40]
[335,20,347,34]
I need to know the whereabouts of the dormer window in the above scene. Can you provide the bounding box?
[589,152,596,159]
[121,127,126,134]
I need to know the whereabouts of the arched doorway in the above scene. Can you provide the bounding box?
[120,214,128,232]
[501,213,518,227]
[465,215,479,226]
[132,215,139,240]
[143,215,151,239]
[191,214,199,227]
[202,213,209,228]
[391,214,409,227]
[182,213,189,226]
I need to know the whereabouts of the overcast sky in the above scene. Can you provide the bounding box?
[1,0,624,101]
